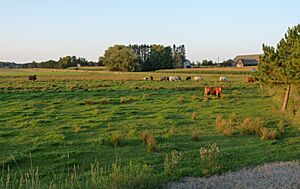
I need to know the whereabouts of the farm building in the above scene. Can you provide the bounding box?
[233,54,262,67]
[183,60,192,68]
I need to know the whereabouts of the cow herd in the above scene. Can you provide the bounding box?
[27,73,255,98]
[142,75,256,98]
[157,76,204,81]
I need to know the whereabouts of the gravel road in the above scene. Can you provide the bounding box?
[167,161,300,189]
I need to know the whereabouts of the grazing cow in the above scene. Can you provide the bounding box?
[219,76,229,82]
[246,76,255,82]
[143,77,148,81]
[194,76,203,81]
[169,76,181,81]
[28,75,37,81]
[204,86,223,98]
[186,76,192,81]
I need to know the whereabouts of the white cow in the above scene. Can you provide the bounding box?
[143,77,149,80]
[169,76,181,81]
[194,76,203,81]
[219,76,229,82]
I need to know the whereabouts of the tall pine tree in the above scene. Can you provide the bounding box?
[255,24,300,112]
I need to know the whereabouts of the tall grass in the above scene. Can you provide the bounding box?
[237,117,262,135]
[1,161,162,189]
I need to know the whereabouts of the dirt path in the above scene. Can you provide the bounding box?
[167,161,300,189]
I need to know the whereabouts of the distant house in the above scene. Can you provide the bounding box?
[233,54,262,67]
[183,60,192,68]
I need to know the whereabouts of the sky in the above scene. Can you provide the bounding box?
[0,0,299,63]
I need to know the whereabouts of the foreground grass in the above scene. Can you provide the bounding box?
[0,68,299,188]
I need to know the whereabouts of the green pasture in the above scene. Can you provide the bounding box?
[0,68,299,187]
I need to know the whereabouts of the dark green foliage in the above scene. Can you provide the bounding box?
[102,45,142,72]
[172,44,186,68]
[101,44,186,72]
[255,24,300,111]
[256,24,300,84]
[1,56,96,69]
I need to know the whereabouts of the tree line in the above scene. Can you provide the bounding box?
[0,56,98,69]
[100,44,186,72]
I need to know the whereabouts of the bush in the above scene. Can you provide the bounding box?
[215,114,223,130]
[142,93,150,100]
[215,115,234,137]
[178,96,185,103]
[277,120,286,134]
[85,99,96,105]
[127,128,136,138]
[192,112,197,121]
[237,117,262,135]
[222,125,234,137]
[111,132,123,147]
[120,97,126,104]
[100,98,111,105]
[146,133,156,152]
[165,127,176,138]
[191,95,198,100]
[259,127,277,140]
[74,126,81,133]
[164,150,183,178]
[140,130,150,144]
[191,129,201,141]
[199,143,220,176]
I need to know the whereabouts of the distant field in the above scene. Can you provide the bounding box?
[0,68,299,188]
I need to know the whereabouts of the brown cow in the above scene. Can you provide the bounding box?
[204,86,222,98]
[28,75,37,81]
[246,77,255,82]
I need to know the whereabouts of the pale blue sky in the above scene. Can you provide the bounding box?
[0,0,299,63]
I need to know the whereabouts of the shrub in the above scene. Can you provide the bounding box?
[142,93,149,100]
[164,150,183,177]
[127,128,136,138]
[191,129,201,141]
[140,130,150,144]
[215,117,234,137]
[215,114,223,130]
[228,113,237,126]
[85,99,95,105]
[66,83,75,91]
[178,96,185,103]
[277,120,286,134]
[222,125,234,137]
[165,127,176,138]
[120,97,126,104]
[237,117,262,135]
[199,143,220,176]
[191,95,198,100]
[111,132,123,147]
[260,127,277,140]
[192,112,197,121]
[100,98,110,105]
[146,133,156,152]
[74,126,81,133]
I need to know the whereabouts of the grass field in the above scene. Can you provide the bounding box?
[0,68,299,188]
